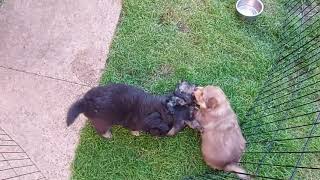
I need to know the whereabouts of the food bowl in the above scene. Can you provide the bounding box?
[236,0,264,21]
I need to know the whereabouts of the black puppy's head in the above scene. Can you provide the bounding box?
[165,81,203,136]
[166,81,197,117]
[174,81,196,105]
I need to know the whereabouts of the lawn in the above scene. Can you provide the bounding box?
[71,0,287,179]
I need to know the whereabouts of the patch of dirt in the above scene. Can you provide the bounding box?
[198,0,209,5]
[159,8,191,33]
[191,34,205,45]
[158,64,174,76]
[71,49,98,86]
[177,21,190,33]
[159,8,177,25]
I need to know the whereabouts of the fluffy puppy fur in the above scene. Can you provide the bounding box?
[194,86,249,180]
[67,83,173,138]
[166,81,202,136]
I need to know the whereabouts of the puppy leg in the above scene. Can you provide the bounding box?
[91,118,112,139]
[224,164,250,180]
[102,129,112,139]
[167,121,185,136]
[131,131,140,136]
[185,120,203,133]
[167,127,176,136]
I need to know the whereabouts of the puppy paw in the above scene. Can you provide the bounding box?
[198,126,204,133]
[131,131,140,136]
[102,131,112,139]
[167,128,177,136]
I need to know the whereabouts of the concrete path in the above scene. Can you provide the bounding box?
[0,0,121,179]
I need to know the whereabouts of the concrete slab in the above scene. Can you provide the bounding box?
[0,160,10,171]
[0,0,121,179]
[0,0,121,86]
[0,169,16,179]
[0,68,89,179]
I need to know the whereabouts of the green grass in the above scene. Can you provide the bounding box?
[71,0,288,179]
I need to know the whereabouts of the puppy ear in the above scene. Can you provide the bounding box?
[206,97,218,109]
[194,89,203,100]
[194,89,207,108]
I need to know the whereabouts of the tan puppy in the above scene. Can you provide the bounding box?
[194,86,249,180]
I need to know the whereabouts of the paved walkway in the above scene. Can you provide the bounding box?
[0,0,121,179]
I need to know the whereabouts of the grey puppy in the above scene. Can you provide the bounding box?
[166,81,202,136]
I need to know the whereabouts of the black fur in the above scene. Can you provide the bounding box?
[67,83,173,137]
[165,81,199,135]
[67,99,84,126]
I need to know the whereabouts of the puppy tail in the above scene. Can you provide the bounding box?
[224,163,251,180]
[67,99,85,126]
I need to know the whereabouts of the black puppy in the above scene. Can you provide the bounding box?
[67,83,174,138]
[166,81,202,136]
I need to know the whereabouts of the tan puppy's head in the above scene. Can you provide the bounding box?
[194,86,226,110]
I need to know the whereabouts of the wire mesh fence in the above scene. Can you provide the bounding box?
[185,0,320,179]
[0,127,46,180]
